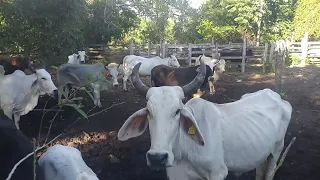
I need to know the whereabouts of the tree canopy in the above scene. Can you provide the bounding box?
[0,0,318,58]
[293,0,320,40]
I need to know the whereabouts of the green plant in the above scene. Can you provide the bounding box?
[305,57,311,64]
[285,54,302,66]
[265,60,275,73]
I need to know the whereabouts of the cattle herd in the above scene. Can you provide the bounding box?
[0,51,293,180]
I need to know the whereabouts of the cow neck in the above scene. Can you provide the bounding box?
[29,74,42,95]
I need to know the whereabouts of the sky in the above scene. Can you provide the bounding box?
[188,0,205,9]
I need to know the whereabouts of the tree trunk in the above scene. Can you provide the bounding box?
[256,0,265,46]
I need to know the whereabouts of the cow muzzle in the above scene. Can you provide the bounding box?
[147,152,168,168]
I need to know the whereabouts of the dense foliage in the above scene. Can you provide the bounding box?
[0,0,318,58]
[293,0,320,40]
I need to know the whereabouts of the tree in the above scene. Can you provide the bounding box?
[0,0,139,58]
[293,0,320,40]
[0,0,87,57]
[85,0,138,44]
[197,0,297,44]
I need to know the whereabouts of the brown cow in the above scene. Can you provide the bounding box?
[151,61,213,98]
[0,56,35,75]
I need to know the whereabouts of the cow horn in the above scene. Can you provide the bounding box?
[28,60,36,73]
[182,61,206,95]
[132,62,150,97]
[41,60,46,69]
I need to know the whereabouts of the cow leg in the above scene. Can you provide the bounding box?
[58,86,63,104]
[13,113,21,130]
[129,75,135,88]
[166,164,192,180]
[255,160,269,180]
[3,109,13,120]
[92,83,102,107]
[263,140,285,180]
[123,73,130,91]
[208,77,215,94]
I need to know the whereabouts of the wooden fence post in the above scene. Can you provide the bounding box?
[162,40,166,58]
[241,36,247,73]
[159,39,163,58]
[263,43,268,74]
[129,39,134,55]
[211,37,215,57]
[148,41,151,58]
[301,32,309,65]
[215,43,219,57]
[275,40,286,93]
[269,43,276,62]
[188,43,192,66]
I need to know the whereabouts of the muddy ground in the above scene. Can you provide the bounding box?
[19,61,320,180]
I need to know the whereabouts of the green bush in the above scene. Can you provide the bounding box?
[285,54,302,66]
[265,60,275,73]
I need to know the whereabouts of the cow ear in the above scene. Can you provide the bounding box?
[117,108,149,141]
[179,108,205,146]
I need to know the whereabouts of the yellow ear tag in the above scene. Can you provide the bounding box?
[188,125,196,135]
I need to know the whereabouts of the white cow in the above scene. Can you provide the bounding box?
[121,55,180,91]
[38,144,99,180]
[68,51,87,64]
[196,54,226,93]
[117,62,292,180]
[0,65,57,130]
[107,62,125,87]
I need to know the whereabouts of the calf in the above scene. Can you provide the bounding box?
[195,55,226,93]
[0,114,43,180]
[0,65,57,130]
[38,144,99,180]
[107,62,125,87]
[0,56,35,75]
[151,60,212,98]
[68,51,87,64]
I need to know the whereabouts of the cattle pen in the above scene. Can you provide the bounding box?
[1,34,320,180]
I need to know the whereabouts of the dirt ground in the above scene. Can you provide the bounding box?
[19,61,320,180]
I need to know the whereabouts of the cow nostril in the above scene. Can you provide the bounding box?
[147,153,168,166]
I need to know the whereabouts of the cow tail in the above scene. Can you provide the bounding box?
[117,63,122,69]
[199,55,203,64]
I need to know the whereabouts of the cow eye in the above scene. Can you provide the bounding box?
[41,77,46,80]
[175,109,180,116]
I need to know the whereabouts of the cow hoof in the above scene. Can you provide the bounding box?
[123,89,128,92]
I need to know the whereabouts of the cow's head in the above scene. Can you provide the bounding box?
[33,69,57,95]
[106,65,119,87]
[118,61,207,168]
[216,59,226,73]
[168,55,180,68]
[77,51,86,63]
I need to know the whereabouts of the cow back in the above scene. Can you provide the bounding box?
[151,65,213,91]
[0,56,31,75]
[0,114,44,180]
[57,63,108,86]
[174,65,213,89]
